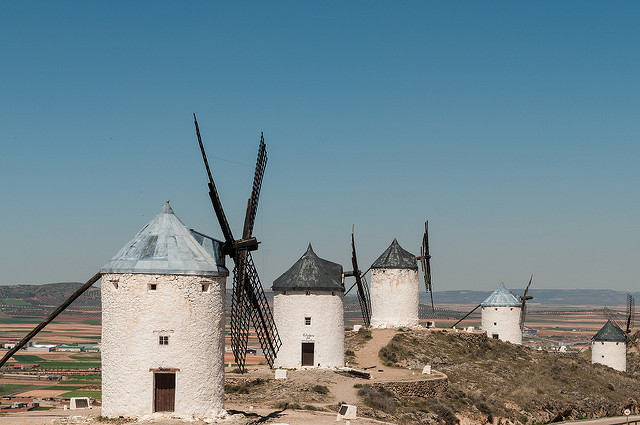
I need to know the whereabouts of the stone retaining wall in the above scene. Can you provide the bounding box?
[371,376,448,398]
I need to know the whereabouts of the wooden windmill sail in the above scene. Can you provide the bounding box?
[343,227,372,327]
[519,275,534,330]
[603,293,638,352]
[416,221,434,311]
[193,114,281,373]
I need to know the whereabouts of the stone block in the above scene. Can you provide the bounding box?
[275,369,288,380]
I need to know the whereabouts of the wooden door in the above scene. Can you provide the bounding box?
[301,342,314,366]
[154,373,175,412]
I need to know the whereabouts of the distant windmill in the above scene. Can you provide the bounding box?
[343,226,372,327]
[452,275,533,345]
[194,114,281,373]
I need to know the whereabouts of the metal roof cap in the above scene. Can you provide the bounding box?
[481,283,522,307]
[272,244,344,292]
[100,202,228,277]
[371,238,418,270]
[594,320,627,342]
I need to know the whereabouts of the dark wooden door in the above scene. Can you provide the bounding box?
[301,342,314,366]
[154,373,175,412]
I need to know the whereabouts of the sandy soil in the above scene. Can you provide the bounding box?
[16,390,68,397]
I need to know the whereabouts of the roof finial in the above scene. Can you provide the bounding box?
[160,201,174,214]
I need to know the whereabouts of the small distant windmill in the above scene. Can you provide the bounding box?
[194,114,281,373]
[416,221,434,312]
[451,275,533,333]
[343,227,372,327]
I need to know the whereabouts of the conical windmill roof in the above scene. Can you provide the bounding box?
[371,239,418,270]
[481,283,522,307]
[272,244,344,292]
[594,320,627,342]
[101,202,228,276]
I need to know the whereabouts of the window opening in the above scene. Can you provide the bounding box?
[149,283,157,291]
[305,317,311,326]
[159,335,169,345]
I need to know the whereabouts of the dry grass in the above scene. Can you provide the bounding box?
[363,330,640,425]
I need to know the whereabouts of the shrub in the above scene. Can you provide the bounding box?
[357,385,397,413]
[312,385,329,394]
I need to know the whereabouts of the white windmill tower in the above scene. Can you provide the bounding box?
[481,283,524,344]
[369,239,420,328]
[592,296,636,372]
[100,202,228,418]
[272,244,345,369]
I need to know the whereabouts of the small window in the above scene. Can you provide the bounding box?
[492,334,499,339]
[305,317,311,326]
[494,322,497,326]
[110,280,119,289]
[201,283,210,292]
[510,308,513,311]
[306,291,310,295]
[149,283,157,291]
[495,308,498,311]
[159,336,169,345]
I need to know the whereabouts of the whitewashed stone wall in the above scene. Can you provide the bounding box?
[370,268,419,328]
[273,291,344,369]
[101,273,226,419]
[481,306,522,344]
[592,341,626,372]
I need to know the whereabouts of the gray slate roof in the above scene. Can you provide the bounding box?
[594,320,627,342]
[371,239,418,270]
[272,244,344,292]
[481,283,522,307]
[101,202,228,276]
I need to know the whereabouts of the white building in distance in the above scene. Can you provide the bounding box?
[369,239,419,328]
[100,202,228,419]
[272,244,345,369]
[592,320,627,372]
[481,283,522,344]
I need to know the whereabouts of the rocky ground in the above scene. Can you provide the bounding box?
[3,328,640,425]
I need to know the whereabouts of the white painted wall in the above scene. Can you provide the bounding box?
[273,291,344,369]
[481,306,522,345]
[592,341,626,372]
[101,273,226,419]
[370,268,419,328]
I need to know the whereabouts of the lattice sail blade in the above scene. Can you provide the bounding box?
[351,229,371,326]
[243,134,267,239]
[421,221,434,311]
[230,256,251,373]
[627,294,635,334]
[243,252,281,367]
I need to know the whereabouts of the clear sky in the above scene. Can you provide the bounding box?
[1,2,639,292]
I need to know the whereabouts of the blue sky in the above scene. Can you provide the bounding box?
[1,2,639,293]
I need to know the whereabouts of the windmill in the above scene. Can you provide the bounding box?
[519,274,534,331]
[343,226,372,327]
[193,114,281,373]
[416,221,434,312]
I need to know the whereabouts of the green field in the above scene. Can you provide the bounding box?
[69,355,101,361]
[37,361,101,369]
[3,299,29,306]
[0,384,30,396]
[12,354,45,362]
[82,320,101,325]
[61,389,102,398]
[0,317,41,324]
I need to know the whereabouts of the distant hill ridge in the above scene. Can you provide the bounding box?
[426,288,636,307]
[0,282,633,309]
[0,282,100,308]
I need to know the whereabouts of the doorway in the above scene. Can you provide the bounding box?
[301,342,314,366]
[154,373,175,412]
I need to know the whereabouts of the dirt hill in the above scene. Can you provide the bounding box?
[357,329,640,425]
